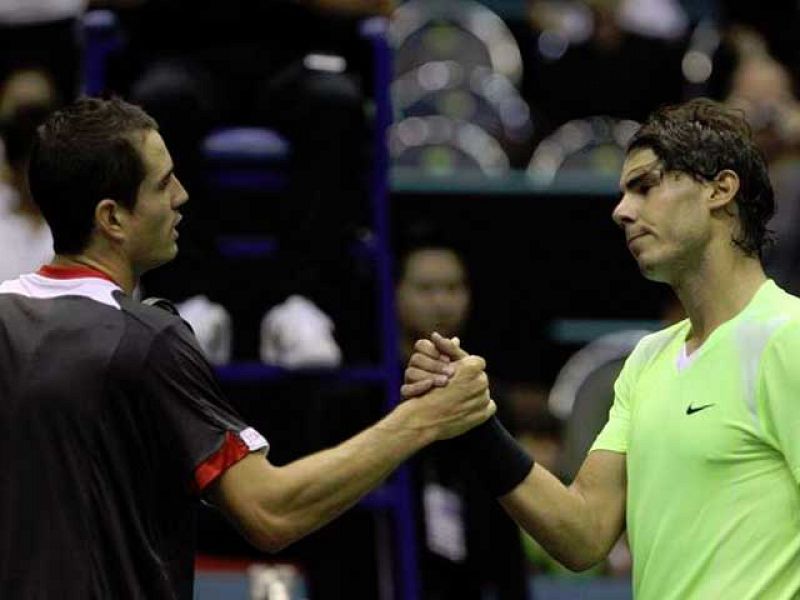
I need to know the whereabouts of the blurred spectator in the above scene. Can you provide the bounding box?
[520,0,686,138]
[716,0,800,86]
[0,68,57,122]
[0,0,85,104]
[395,244,470,361]
[0,68,59,182]
[726,55,800,161]
[0,0,139,103]
[723,32,800,294]
[0,73,55,282]
[394,231,528,599]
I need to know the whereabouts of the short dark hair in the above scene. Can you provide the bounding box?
[628,98,774,257]
[28,96,158,254]
[394,221,469,283]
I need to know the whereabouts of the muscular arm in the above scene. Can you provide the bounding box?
[208,407,431,553]
[500,450,627,571]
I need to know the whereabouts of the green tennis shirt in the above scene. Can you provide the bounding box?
[592,280,800,599]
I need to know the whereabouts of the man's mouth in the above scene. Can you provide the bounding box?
[627,232,648,245]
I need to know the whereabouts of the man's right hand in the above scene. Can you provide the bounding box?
[401,332,469,399]
[398,354,495,441]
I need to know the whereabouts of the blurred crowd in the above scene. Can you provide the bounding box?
[3,0,800,596]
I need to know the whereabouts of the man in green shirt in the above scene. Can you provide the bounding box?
[403,98,800,598]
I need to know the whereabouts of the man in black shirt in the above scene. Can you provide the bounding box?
[0,96,494,598]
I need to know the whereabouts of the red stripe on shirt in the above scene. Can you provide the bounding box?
[194,431,250,492]
[37,264,118,285]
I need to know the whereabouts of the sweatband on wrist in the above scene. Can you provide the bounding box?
[455,416,534,497]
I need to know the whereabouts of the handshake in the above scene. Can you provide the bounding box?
[396,332,533,497]
[396,332,495,441]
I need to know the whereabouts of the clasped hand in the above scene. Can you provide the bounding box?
[400,332,495,440]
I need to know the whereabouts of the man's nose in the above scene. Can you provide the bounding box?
[612,194,635,227]
[174,177,189,207]
[431,289,456,308]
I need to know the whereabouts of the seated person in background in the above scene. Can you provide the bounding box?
[722,30,800,294]
[0,0,141,103]
[716,0,800,82]
[0,68,57,124]
[394,230,528,599]
[0,69,56,282]
[0,0,84,105]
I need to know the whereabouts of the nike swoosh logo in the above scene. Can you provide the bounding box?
[686,403,715,415]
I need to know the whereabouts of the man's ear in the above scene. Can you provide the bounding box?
[708,169,740,211]
[95,199,127,243]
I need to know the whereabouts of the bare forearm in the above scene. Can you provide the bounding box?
[216,355,492,552]
[500,457,626,571]
[499,466,602,569]
[250,404,433,549]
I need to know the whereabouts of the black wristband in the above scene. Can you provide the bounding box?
[455,416,534,497]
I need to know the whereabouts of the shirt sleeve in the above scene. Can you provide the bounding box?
[144,322,269,493]
[757,321,800,484]
[590,354,635,454]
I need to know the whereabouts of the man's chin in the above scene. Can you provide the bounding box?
[139,246,179,274]
[638,261,670,284]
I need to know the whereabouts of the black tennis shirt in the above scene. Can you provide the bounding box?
[0,265,268,599]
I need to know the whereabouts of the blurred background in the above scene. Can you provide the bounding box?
[3,0,800,598]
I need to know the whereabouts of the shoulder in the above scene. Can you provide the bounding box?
[762,318,800,357]
[117,293,192,338]
[757,280,800,316]
[114,293,203,365]
[734,281,800,352]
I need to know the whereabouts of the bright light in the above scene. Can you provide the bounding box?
[682,50,713,83]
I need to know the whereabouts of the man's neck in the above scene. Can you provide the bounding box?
[674,246,767,352]
[50,253,136,295]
